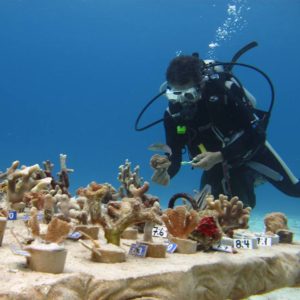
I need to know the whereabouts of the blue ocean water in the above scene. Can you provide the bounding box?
[0,0,299,236]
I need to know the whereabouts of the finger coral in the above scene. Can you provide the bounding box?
[206,194,251,237]
[162,206,199,239]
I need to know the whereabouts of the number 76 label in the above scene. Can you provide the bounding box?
[152,226,168,238]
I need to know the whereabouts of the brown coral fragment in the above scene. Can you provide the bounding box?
[128,182,149,199]
[162,206,199,239]
[44,218,71,243]
[77,182,110,224]
[264,212,288,234]
[206,194,251,237]
[28,207,40,238]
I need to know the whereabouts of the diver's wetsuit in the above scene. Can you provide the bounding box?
[164,74,300,208]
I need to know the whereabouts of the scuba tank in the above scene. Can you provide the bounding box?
[134,41,275,132]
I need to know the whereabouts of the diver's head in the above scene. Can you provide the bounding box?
[166,55,204,87]
[165,55,204,119]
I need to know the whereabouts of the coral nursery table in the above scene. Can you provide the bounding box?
[1,224,300,300]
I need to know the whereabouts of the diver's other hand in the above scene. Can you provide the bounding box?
[191,151,223,170]
[150,154,171,186]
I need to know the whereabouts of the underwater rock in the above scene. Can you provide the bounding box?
[2,223,300,300]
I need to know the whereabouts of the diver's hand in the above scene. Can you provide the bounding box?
[150,154,171,186]
[191,151,223,171]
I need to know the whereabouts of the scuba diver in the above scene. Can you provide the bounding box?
[135,42,300,208]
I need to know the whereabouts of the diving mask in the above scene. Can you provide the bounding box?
[165,86,201,104]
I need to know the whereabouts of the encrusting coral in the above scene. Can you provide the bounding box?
[162,206,199,239]
[205,194,251,237]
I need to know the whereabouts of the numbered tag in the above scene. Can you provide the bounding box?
[152,225,168,238]
[166,242,177,253]
[8,210,17,221]
[212,243,233,253]
[10,245,30,257]
[233,238,257,249]
[257,237,272,247]
[129,243,148,257]
[68,232,82,240]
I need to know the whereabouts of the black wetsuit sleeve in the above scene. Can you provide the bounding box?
[220,82,266,165]
[163,111,185,178]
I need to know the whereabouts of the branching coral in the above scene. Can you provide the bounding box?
[77,182,111,224]
[162,206,199,239]
[55,193,88,225]
[101,197,162,246]
[118,159,144,197]
[4,161,52,210]
[23,191,47,210]
[206,194,251,237]
[42,154,74,196]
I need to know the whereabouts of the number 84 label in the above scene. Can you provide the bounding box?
[233,238,254,249]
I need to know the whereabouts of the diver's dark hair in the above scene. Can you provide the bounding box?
[166,55,204,86]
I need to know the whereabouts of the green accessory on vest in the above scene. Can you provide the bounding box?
[177,125,186,135]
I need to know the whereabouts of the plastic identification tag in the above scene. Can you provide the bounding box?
[212,243,233,253]
[10,245,30,257]
[68,232,82,240]
[7,210,17,221]
[129,243,148,257]
[233,238,258,249]
[152,226,168,238]
[165,242,177,253]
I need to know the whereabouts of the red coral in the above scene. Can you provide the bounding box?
[195,216,219,238]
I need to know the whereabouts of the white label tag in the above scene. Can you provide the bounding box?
[152,225,168,238]
[128,243,148,257]
[257,236,272,247]
[233,238,254,249]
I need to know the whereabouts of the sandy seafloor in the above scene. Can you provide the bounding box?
[249,211,300,242]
